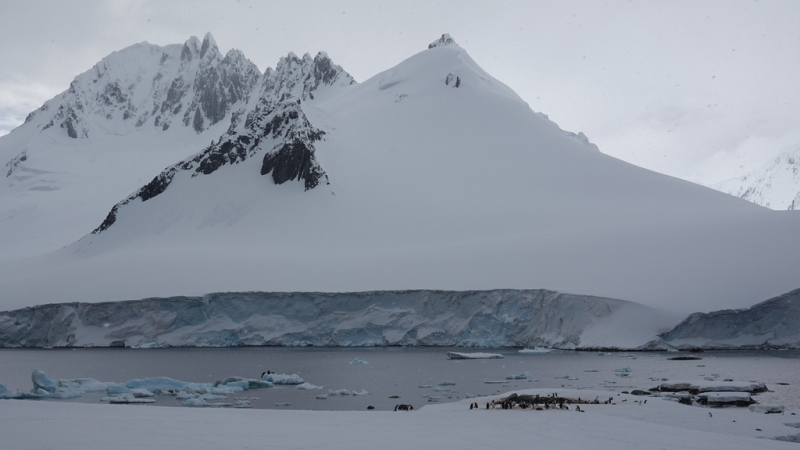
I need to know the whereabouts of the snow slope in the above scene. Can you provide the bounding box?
[0,289,671,349]
[712,143,800,210]
[2,389,799,450]
[0,33,261,260]
[657,287,800,349]
[1,35,800,316]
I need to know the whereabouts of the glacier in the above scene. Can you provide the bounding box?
[0,289,671,349]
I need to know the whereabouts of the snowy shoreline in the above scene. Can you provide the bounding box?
[2,387,798,449]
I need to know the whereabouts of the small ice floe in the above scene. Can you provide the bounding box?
[328,389,352,396]
[296,383,323,390]
[350,358,369,365]
[615,366,632,373]
[352,389,369,396]
[446,352,503,360]
[506,372,532,380]
[554,375,570,379]
[262,373,305,385]
[433,386,450,392]
[418,385,433,388]
[182,397,208,407]
[749,405,784,414]
[234,400,252,408]
[0,383,20,399]
[427,397,441,402]
[584,369,599,372]
[316,395,328,400]
[597,352,610,356]
[215,376,273,390]
[696,392,754,407]
[275,402,292,407]
[484,380,507,384]
[438,380,456,386]
[518,347,551,354]
[104,394,156,404]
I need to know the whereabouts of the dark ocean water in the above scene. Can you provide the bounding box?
[0,347,798,411]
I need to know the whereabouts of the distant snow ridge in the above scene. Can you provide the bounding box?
[712,143,800,210]
[0,290,667,349]
[18,32,260,142]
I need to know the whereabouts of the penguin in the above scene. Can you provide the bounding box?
[261,371,267,378]
[470,403,474,410]
[708,412,712,417]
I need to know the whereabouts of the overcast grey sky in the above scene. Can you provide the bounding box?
[1,0,798,184]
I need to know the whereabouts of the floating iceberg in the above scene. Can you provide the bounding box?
[262,373,304,385]
[0,383,20,399]
[234,400,252,408]
[328,389,352,396]
[315,395,328,400]
[296,383,322,390]
[519,347,551,354]
[506,372,532,380]
[103,394,156,404]
[350,358,369,365]
[447,352,503,360]
[615,366,632,373]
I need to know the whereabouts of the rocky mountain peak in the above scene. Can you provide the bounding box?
[199,32,219,60]
[428,33,457,49]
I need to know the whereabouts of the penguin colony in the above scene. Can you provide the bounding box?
[478,393,617,411]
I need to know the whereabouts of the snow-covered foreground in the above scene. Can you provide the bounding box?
[2,388,798,449]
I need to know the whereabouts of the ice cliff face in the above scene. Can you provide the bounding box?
[0,290,666,349]
[655,288,800,349]
[17,33,260,141]
[712,143,800,210]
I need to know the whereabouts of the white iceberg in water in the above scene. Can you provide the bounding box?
[350,358,369,365]
[506,372,532,380]
[296,383,323,390]
[446,352,503,360]
[262,373,305,385]
[519,347,551,354]
[328,389,352,396]
[615,366,632,373]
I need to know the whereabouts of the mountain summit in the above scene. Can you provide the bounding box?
[1,35,799,317]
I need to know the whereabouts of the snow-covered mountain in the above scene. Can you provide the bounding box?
[1,34,799,319]
[656,287,800,349]
[711,143,800,210]
[0,33,262,260]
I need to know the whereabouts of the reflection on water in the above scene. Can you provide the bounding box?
[0,348,798,411]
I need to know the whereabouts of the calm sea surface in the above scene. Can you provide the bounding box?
[0,348,798,411]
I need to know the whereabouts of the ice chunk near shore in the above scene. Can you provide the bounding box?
[350,358,369,365]
[506,372,532,380]
[103,394,156,404]
[615,366,632,373]
[519,347,551,354]
[656,380,768,394]
[0,383,20,399]
[316,395,328,400]
[749,405,784,414]
[296,383,323,390]
[125,376,190,392]
[352,389,369,396]
[234,400,252,408]
[447,352,503,360]
[32,370,112,398]
[262,373,304,385]
[183,398,208,407]
[697,392,754,406]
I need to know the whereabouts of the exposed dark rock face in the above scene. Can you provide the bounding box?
[0,290,654,349]
[91,50,352,233]
[25,33,260,140]
[429,33,457,49]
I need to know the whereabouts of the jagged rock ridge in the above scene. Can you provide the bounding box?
[18,32,260,144]
[92,52,353,233]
